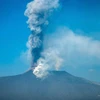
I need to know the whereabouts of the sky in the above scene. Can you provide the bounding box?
[0,0,100,82]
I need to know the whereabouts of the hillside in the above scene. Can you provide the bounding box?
[0,70,100,100]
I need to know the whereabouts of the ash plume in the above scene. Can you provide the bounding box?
[24,0,60,77]
[33,48,63,78]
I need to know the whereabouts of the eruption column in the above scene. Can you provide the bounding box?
[31,31,43,68]
[25,0,59,69]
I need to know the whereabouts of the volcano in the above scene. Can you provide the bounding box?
[0,70,100,100]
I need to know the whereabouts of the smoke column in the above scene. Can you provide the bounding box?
[24,0,60,76]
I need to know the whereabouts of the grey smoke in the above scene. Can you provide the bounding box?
[24,0,60,77]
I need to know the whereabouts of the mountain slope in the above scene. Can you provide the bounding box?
[0,70,100,100]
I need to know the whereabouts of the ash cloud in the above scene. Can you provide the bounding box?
[24,0,60,78]
[24,0,100,78]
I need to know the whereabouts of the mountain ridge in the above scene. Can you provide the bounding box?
[0,70,100,100]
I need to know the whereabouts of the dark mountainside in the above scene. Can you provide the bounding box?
[0,70,100,100]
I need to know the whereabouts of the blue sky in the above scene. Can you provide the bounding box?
[0,0,100,82]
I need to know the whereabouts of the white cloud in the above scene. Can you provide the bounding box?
[44,27,100,68]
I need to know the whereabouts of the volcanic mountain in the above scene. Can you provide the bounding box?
[0,70,100,100]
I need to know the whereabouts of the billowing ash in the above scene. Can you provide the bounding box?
[24,0,62,78]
